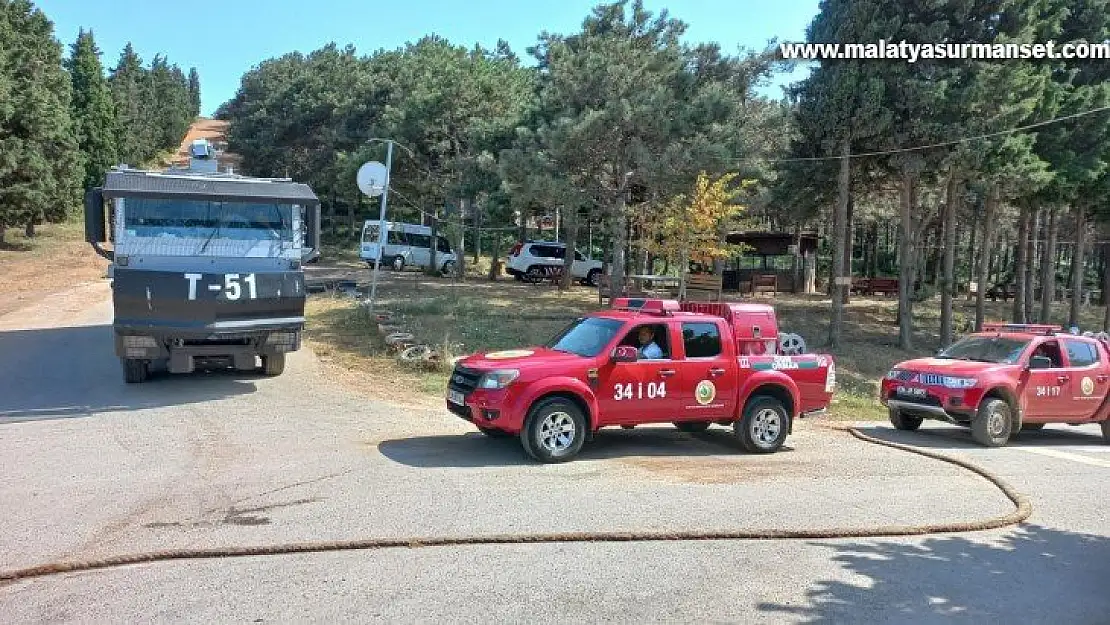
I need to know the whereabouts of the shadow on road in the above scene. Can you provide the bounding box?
[758,523,1110,624]
[0,324,259,423]
[855,424,1106,449]
[376,426,777,468]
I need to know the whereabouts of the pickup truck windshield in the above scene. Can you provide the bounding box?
[546,317,625,357]
[937,336,1030,364]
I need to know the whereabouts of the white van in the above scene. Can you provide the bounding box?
[359,221,457,274]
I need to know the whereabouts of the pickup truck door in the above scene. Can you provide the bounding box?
[593,321,680,425]
[1061,338,1109,419]
[671,319,738,421]
[1021,339,1072,419]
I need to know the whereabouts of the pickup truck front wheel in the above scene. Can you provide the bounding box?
[1100,419,1110,443]
[972,398,1013,447]
[736,395,789,454]
[521,398,587,463]
[889,407,923,431]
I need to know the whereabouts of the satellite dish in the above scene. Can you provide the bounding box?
[357,161,388,197]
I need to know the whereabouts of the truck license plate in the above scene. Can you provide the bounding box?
[448,390,465,406]
[896,386,926,398]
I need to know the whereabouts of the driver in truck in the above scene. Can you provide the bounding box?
[638,325,664,359]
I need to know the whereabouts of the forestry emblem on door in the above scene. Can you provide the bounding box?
[695,380,716,405]
[1081,376,1095,396]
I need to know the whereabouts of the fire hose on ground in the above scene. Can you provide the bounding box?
[0,426,1032,585]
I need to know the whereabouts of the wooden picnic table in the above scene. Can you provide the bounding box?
[626,274,680,291]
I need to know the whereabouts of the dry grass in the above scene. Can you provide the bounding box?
[0,218,109,318]
[303,271,1110,421]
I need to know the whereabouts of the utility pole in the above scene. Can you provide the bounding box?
[365,140,393,314]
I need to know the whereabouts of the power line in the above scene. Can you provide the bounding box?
[727,104,1110,165]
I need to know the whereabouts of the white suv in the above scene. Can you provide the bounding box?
[505,240,604,286]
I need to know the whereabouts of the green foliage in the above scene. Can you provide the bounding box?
[187,67,201,118]
[107,43,196,168]
[0,0,82,234]
[66,28,119,190]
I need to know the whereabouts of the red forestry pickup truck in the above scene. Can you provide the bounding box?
[445,298,836,463]
[880,323,1110,447]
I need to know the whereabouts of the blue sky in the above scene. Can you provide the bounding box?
[39,0,818,117]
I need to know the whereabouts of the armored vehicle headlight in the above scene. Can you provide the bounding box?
[478,370,520,389]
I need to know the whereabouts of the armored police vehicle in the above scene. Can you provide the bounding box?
[85,139,321,383]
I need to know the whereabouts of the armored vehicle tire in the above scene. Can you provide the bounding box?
[520,397,587,463]
[889,407,923,431]
[1021,422,1046,431]
[122,359,149,384]
[477,425,512,438]
[972,397,1013,447]
[261,353,286,376]
[674,421,711,433]
[736,395,789,454]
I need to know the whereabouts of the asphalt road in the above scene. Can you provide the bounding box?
[1,281,1108,624]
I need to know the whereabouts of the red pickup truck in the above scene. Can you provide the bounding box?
[446,298,836,462]
[880,323,1110,447]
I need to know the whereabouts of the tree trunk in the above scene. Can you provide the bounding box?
[608,195,628,300]
[792,225,801,293]
[940,174,958,346]
[1012,203,1030,323]
[1040,206,1058,322]
[1026,207,1040,321]
[428,208,439,276]
[967,211,978,301]
[25,221,35,238]
[472,202,481,264]
[898,171,917,350]
[975,187,999,331]
[1103,243,1110,332]
[829,137,850,349]
[0,225,6,245]
[488,233,501,281]
[841,192,854,305]
[455,198,468,279]
[1068,205,1087,329]
[559,206,579,292]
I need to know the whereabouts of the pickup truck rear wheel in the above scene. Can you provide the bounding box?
[520,398,587,463]
[674,421,711,433]
[1100,419,1110,443]
[971,398,1013,447]
[889,407,923,431]
[736,395,789,454]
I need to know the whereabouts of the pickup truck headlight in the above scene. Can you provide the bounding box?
[478,370,520,389]
[941,376,977,389]
[885,369,903,380]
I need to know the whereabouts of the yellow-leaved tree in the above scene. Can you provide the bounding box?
[648,171,752,299]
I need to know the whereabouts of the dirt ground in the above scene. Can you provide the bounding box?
[0,221,109,319]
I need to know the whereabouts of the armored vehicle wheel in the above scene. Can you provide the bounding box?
[123,359,149,384]
[889,407,923,431]
[674,421,711,433]
[261,353,286,376]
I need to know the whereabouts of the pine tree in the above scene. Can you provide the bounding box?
[187,67,201,118]
[66,28,119,190]
[108,42,151,166]
[0,0,82,238]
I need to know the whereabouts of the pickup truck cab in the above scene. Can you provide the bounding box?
[880,323,1110,447]
[446,298,836,463]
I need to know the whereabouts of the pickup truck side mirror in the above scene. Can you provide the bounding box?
[1029,355,1052,370]
[611,345,639,363]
